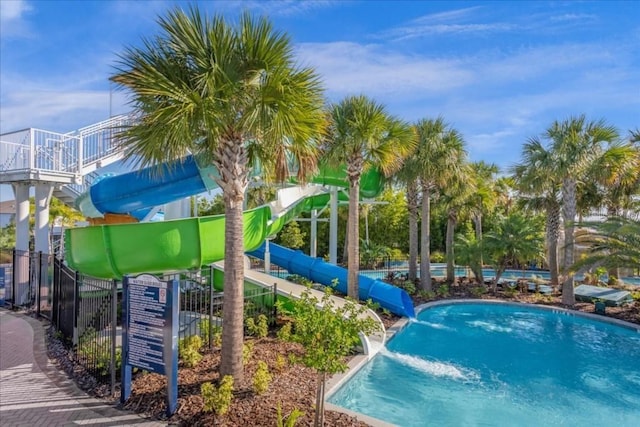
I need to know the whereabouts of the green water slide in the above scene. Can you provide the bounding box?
[65,167,382,279]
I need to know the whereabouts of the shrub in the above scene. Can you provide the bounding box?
[430,251,445,263]
[401,281,416,295]
[436,284,450,298]
[276,403,305,427]
[243,341,254,365]
[417,290,435,300]
[199,319,222,347]
[201,375,234,415]
[253,361,272,395]
[179,335,203,368]
[77,327,122,377]
[470,286,487,297]
[277,322,292,341]
[246,314,269,338]
[275,353,287,372]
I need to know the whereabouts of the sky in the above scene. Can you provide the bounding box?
[1,0,639,177]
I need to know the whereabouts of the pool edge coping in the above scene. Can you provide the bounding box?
[324,298,639,426]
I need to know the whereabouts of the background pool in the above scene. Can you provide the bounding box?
[328,303,640,426]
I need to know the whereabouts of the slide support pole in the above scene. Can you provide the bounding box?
[329,187,338,264]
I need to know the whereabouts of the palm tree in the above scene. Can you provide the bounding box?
[484,212,545,293]
[323,95,415,299]
[395,155,421,282]
[573,216,640,273]
[442,162,473,283]
[414,118,467,291]
[465,161,499,284]
[512,140,562,290]
[110,7,325,381]
[540,115,619,305]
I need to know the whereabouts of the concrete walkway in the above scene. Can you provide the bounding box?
[0,309,165,427]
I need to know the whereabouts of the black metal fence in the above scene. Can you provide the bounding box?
[2,250,53,318]
[3,250,278,393]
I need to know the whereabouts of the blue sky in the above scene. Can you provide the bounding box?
[1,0,639,174]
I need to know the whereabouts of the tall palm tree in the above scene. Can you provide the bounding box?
[545,115,618,305]
[110,8,325,381]
[512,140,562,289]
[414,118,467,291]
[395,155,421,282]
[323,95,415,299]
[442,162,473,283]
[467,161,499,284]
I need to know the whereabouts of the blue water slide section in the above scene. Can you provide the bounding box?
[248,242,415,318]
[82,155,209,220]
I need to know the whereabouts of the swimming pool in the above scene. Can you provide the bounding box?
[328,301,640,426]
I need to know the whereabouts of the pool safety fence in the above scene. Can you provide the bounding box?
[3,250,278,394]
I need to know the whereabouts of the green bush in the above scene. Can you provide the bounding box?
[179,335,203,368]
[201,375,234,415]
[470,286,487,297]
[436,284,450,298]
[253,361,272,395]
[275,353,287,372]
[199,319,222,347]
[276,322,292,341]
[243,341,254,365]
[276,403,305,427]
[77,327,122,377]
[401,281,416,295]
[430,251,445,263]
[417,290,435,300]
[246,314,269,338]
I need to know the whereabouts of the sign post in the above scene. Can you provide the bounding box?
[121,274,179,416]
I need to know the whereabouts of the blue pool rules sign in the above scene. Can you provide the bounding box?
[121,274,179,416]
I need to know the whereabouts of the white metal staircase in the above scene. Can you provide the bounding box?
[0,115,133,207]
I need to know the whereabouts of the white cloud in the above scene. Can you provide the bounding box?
[0,0,33,38]
[297,42,474,98]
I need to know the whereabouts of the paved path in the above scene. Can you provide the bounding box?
[0,309,165,427]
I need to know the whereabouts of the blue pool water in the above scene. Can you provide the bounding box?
[328,302,640,426]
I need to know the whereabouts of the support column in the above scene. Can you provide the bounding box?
[164,198,190,220]
[329,187,338,265]
[11,183,30,306]
[34,183,54,254]
[310,209,317,258]
[12,183,30,251]
[264,239,271,274]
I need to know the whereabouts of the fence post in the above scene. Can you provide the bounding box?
[73,270,80,346]
[209,265,214,350]
[111,279,118,396]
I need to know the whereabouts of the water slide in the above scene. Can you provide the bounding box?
[248,242,415,318]
[65,154,415,317]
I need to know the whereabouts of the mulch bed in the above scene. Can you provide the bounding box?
[45,279,639,427]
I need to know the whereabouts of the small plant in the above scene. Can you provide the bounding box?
[179,335,203,368]
[243,340,255,365]
[277,322,292,341]
[416,290,436,300]
[253,360,272,395]
[275,353,287,372]
[631,290,640,302]
[401,281,416,295]
[276,403,305,427]
[436,284,450,298]
[200,319,222,347]
[201,375,234,415]
[503,286,518,298]
[246,314,269,338]
[470,286,487,297]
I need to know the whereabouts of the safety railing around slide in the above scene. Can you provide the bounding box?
[0,115,133,179]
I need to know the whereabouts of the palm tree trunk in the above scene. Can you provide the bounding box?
[420,183,432,291]
[347,178,360,299]
[216,138,249,382]
[547,202,560,289]
[473,213,484,284]
[407,180,419,282]
[446,209,456,283]
[562,178,577,305]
